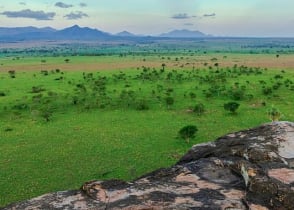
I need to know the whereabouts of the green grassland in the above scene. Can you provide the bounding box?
[1,50,294,206]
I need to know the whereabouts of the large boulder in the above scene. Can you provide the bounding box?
[3,121,294,209]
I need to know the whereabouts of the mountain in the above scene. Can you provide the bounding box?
[115,31,136,37]
[54,25,111,40]
[160,29,207,38]
[0,26,56,36]
[0,25,111,41]
[0,25,210,41]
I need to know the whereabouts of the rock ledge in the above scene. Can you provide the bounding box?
[3,121,294,210]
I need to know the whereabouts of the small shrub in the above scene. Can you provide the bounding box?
[224,102,240,114]
[193,103,205,115]
[8,70,16,78]
[228,88,245,100]
[136,99,149,111]
[41,109,52,122]
[178,125,198,143]
[165,96,174,109]
[267,106,282,122]
[189,92,196,99]
[41,70,48,76]
[4,127,13,132]
[0,91,6,97]
[12,103,28,110]
[31,86,46,93]
[262,87,272,95]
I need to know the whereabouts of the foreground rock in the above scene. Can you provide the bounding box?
[3,121,294,210]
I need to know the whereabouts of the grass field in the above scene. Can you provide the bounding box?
[1,47,294,207]
[1,53,294,71]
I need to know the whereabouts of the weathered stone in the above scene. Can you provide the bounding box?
[2,121,294,209]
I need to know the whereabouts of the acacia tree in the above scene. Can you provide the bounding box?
[161,63,166,72]
[178,125,198,143]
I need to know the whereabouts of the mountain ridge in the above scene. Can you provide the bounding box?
[160,29,207,38]
[0,25,210,41]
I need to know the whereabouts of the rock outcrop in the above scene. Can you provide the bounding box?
[3,121,294,210]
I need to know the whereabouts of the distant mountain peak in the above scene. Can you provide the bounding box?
[160,29,207,38]
[116,31,136,37]
[54,25,110,40]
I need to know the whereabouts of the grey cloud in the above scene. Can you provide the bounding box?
[19,2,26,5]
[55,2,73,8]
[172,13,190,19]
[64,11,88,20]
[203,13,216,17]
[0,9,55,20]
[184,23,194,26]
[79,3,87,7]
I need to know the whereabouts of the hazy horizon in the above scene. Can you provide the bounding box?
[0,0,294,37]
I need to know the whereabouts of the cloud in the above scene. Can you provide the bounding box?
[203,13,216,17]
[55,2,73,8]
[79,3,87,7]
[19,2,26,5]
[184,23,194,26]
[171,13,191,19]
[0,9,55,20]
[64,11,88,20]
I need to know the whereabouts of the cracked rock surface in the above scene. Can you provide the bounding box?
[2,121,294,210]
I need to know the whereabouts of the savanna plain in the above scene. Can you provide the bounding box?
[1,38,294,206]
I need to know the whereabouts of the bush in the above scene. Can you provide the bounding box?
[0,91,6,97]
[8,70,16,78]
[224,102,240,114]
[31,86,46,93]
[136,99,149,111]
[178,125,198,143]
[165,96,174,109]
[193,103,205,115]
[262,87,272,95]
[228,88,245,100]
[267,106,282,122]
[41,109,52,122]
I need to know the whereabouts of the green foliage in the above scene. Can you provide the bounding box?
[193,103,205,116]
[178,125,198,143]
[1,52,294,207]
[262,87,272,95]
[31,86,46,93]
[8,70,16,78]
[267,106,282,122]
[224,102,240,114]
[40,109,52,122]
[135,99,149,111]
[0,91,6,96]
[165,96,174,109]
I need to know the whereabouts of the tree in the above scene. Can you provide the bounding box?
[161,63,166,72]
[178,125,198,143]
[224,102,240,114]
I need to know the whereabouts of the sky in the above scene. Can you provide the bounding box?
[0,0,294,37]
